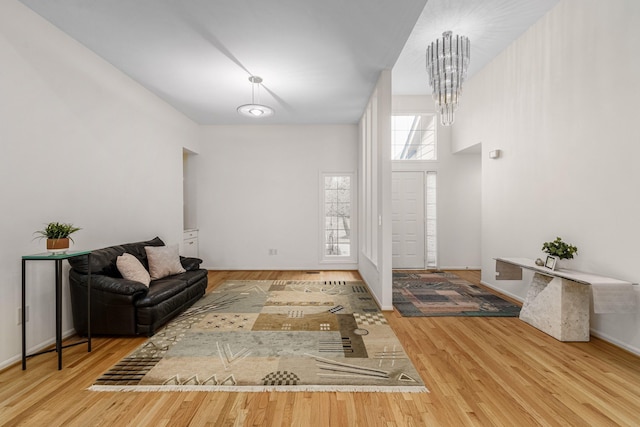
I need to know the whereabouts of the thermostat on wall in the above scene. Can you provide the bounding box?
[489,149,501,159]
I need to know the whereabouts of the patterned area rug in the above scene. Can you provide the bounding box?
[91,280,427,392]
[393,271,521,317]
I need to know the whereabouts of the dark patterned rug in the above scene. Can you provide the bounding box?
[393,271,521,317]
[91,280,427,392]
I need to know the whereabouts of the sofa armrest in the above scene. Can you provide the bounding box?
[180,256,203,271]
[70,270,149,296]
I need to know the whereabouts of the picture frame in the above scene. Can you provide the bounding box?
[545,255,558,270]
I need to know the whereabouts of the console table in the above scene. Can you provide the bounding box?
[495,257,637,342]
[22,250,91,370]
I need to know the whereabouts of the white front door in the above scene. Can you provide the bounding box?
[392,171,425,269]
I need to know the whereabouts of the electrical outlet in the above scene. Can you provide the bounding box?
[17,306,29,325]
[268,249,278,255]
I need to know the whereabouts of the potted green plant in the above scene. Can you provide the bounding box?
[34,222,81,252]
[541,237,577,269]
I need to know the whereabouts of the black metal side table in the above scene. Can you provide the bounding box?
[21,250,91,370]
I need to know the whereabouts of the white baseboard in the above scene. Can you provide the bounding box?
[0,328,77,371]
[590,330,640,356]
[439,266,482,270]
[480,280,525,303]
[203,266,358,271]
[356,275,393,311]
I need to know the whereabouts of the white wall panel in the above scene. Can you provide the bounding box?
[358,70,394,309]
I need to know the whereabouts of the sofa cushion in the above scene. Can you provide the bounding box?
[180,268,208,286]
[135,277,188,308]
[136,276,207,335]
[180,256,203,271]
[145,244,186,280]
[68,237,164,275]
[116,253,151,286]
[121,237,164,270]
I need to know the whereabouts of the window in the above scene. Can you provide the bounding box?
[321,173,356,262]
[392,114,437,160]
[425,171,437,267]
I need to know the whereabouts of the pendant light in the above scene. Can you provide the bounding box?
[237,76,275,118]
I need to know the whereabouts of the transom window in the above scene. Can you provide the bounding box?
[392,114,437,160]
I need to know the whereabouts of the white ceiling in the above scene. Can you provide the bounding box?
[19,0,559,125]
[393,0,559,95]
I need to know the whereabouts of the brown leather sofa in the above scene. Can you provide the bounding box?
[68,237,207,336]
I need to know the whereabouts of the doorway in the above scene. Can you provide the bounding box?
[392,171,436,269]
[183,149,197,230]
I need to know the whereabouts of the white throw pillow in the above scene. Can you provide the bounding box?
[145,244,186,280]
[116,253,151,286]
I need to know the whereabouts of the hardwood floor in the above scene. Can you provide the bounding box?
[1,270,639,426]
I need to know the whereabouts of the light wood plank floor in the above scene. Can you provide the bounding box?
[1,270,639,426]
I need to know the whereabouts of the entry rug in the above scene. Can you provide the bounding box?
[91,280,427,393]
[393,271,521,317]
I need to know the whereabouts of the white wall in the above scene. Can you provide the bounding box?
[358,70,394,309]
[198,125,358,270]
[0,0,199,369]
[393,95,481,269]
[454,0,640,354]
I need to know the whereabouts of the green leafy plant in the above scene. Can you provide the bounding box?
[34,222,81,242]
[541,237,577,260]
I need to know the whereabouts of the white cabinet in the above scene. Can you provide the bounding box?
[182,229,199,258]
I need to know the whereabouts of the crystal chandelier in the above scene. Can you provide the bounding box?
[237,76,274,118]
[426,31,470,126]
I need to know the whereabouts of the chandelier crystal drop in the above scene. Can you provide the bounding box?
[426,31,470,126]
[237,76,274,118]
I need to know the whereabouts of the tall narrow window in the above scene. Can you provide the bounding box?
[321,173,356,263]
[392,114,437,160]
[425,171,437,267]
